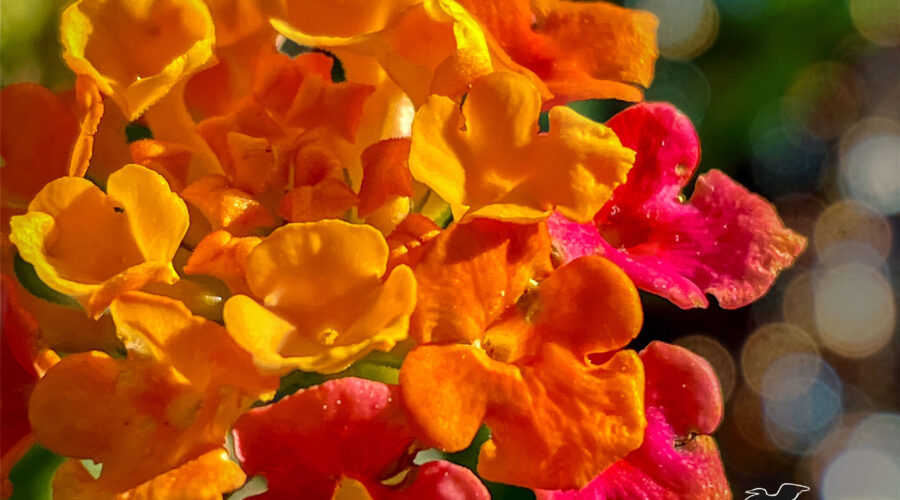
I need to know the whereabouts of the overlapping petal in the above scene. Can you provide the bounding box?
[536,341,729,500]
[272,0,495,107]
[410,219,552,343]
[401,256,645,490]
[410,72,634,223]
[223,220,416,374]
[457,0,658,105]
[548,103,806,309]
[9,164,189,317]
[51,449,245,500]
[232,377,489,499]
[28,292,276,493]
[60,0,216,120]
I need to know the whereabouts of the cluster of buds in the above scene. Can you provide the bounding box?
[1,0,806,498]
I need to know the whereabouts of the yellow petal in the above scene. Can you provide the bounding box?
[9,165,188,317]
[224,220,417,374]
[409,72,634,223]
[60,0,216,120]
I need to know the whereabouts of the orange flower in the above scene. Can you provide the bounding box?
[223,220,416,374]
[60,0,216,120]
[410,72,634,223]
[9,165,189,317]
[28,292,277,493]
[410,219,552,344]
[401,255,646,490]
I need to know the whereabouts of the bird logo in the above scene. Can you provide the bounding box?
[744,483,810,500]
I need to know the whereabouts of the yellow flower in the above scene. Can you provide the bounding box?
[9,165,189,317]
[223,220,416,374]
[60,0,216,120]
[409,72,634,223]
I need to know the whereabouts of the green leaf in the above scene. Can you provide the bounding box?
[9,445,65,500]
[125,122,153,143]
[13,253,81,309]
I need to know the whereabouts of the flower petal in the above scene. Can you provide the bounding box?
[410,72,633,223]
[357,139,414,217]
[233,377,489,499]
[549,103,806,309]
[183,229,261,295]
[9,165,188,316]
[224,221,416,374]
[410,219,552,343]
[0,83,77,213]
[51,449,245,500]
[60,0,216,120]
[535,342,729,500]
[401,343,645,489]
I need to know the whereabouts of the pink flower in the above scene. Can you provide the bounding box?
[548,102,806,309]
[536,341,730,500]
[232,377,489,499]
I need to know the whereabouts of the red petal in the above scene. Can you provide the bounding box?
[549,103,806,309]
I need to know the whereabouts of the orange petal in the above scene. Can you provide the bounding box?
[109,292,278,395]
[277,178,359,223]
[400,342,645,489]
[130,139,193,193]
[68,75,105,178]
[183,229,262,295]
[60,0,216,120]
[252,52,375,142]
[410,219,552,343]
[227,132,280,195]
[357,138,414,217]
[30,293,276,491]
[0,83,77,211]
[457,0,658,104]
[51,449,245,500]
[533,256,642,359]
[385,213,441,272]
[181,175,275,234]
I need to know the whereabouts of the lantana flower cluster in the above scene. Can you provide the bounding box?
[0,1,806,499]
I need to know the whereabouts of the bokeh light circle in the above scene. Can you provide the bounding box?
[742,323,819,396]
[822,448,900,499]
[839,117,900,215]
[626,0,719,60]
[814,263,896,358]
[813,199,892,260]
[850,0,900,46]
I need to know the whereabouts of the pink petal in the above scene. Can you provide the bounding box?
[549,102,806,309]
[232,377,488,499]
[535,342,730,500]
